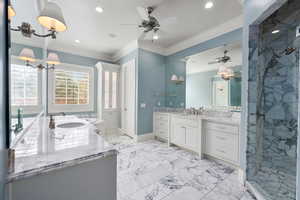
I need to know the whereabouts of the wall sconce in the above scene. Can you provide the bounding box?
[8,1,16,21]
[46,52,61,69]
[171,74,184,85]
[9,2,67,39]
[19,48,60,70]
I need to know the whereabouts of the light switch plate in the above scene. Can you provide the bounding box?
[140,103,146,108]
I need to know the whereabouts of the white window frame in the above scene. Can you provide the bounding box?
[102,65,120,111]
[48,63,95,114]
[10,57,43,115]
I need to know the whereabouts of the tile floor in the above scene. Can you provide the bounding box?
[104,132,256,200]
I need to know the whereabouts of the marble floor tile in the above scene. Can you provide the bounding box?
[104,133,256,200]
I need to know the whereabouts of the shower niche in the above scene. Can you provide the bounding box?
[247,0,300,199]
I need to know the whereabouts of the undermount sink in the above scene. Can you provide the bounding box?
[57,122,86,129]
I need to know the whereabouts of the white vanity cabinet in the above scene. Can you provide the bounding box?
[153,112,170,141]
[203,120,239,165]
[170,115,202,155]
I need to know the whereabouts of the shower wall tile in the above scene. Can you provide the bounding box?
[246,1,300,199]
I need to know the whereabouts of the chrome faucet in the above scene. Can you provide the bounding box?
[12,108,23,134]
[58,112,66,116]
[49,115,55,129]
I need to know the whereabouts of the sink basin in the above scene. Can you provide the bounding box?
[57,122,86,129]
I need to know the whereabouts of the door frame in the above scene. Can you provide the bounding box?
[120,59,137,138]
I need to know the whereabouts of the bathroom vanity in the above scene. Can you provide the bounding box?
[154,111,240,166]
[7,115,117,200]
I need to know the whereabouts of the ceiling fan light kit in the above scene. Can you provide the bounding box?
[9,2,67,39]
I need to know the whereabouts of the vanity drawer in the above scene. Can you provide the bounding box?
[155,129,168,139]
[155,113,169,122]
[172,117,198,128]
[155,120,169,131]
[204,121,238,134]
[204,130,239,163]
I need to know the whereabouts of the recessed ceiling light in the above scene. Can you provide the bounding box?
[272,30,280,34]
[95,6,104,13]
[75,40,80,43]
[204,1,214,9]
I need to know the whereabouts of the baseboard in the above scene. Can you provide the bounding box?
[135,133,155,142]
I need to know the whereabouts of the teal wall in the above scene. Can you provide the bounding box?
[137,49,166,135]
[165,28,243,108]
[11,43,43,59]
[117,49,166,135]
[230,77,241,106]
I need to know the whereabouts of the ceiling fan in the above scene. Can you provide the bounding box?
[122,6,177,40]
[208,49,231,65]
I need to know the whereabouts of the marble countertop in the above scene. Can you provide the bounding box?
[155,111,241,125]
[7,115,117,183]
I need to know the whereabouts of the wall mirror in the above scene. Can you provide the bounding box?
[9,0,47,146]
[185,41,242,110]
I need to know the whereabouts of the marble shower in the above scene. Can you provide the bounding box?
[247,0,300,199]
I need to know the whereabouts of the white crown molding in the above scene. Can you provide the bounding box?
[138,41,168,56]
[114,15,243,58]
[46,44,114,62]
[112,40,139,62]
[164,15,243,56]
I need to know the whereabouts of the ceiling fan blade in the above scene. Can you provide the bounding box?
[208,61,220,65]
[120,23,138,26]
[160,17,177,26]
[136,7,148,21]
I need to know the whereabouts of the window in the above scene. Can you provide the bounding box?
[103,70,119,110]
[10,59,42,114]
[11,64,38,106]
[48,64,94,113]
[54,70,89,105]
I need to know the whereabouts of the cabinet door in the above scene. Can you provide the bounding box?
[185,127,198,151]
[171,123,186,146]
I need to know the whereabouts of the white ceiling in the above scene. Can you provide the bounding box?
[10,0,243,61]
[186,42,242,74]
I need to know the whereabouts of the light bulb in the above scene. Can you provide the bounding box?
[96,6,104,13]
[205,1,214,9]
[153,33,159,40]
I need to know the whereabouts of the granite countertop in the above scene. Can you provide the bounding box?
[7,115,117,183]
[155,111,241,125]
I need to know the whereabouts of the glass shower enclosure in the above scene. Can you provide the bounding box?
[247,0,300,199]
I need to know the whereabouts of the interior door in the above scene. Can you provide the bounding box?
[0,1,9,199]
[102,65,120,134]
[121,59,136,138]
